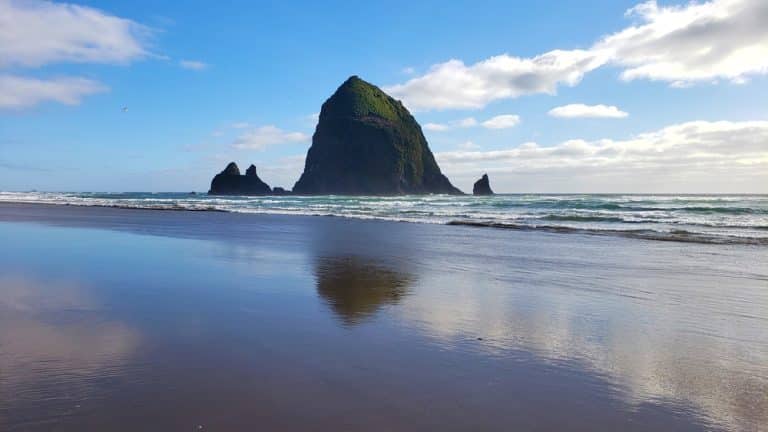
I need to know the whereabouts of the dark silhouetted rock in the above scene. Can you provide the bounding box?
[208,162,271,195]
[272,187,289,195]
[473,174,494,195]
[223,162,240,175]
[293,76,462,195]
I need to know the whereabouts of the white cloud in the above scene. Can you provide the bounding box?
[0,0,150,68]
[457,117,478,127]
[436,120,768,192]
[179,60,207,70]
[401,66,415,75]
[386,51,605,111]
[482,114,520,129]
[457,141,480,150]
[232,125,309,150]
[424,123,450,132]
[231,122,250,129]
[424,115,522,132]
[423,117,477,132]
[386,0,768,111]
[548,104,629,119]
[596,0,768,85]
[0,74,107,109]
[0,0,152,109]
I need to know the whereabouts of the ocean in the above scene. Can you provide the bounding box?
[1,192,766,245]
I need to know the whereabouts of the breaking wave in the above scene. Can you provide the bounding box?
[1,192,766,245]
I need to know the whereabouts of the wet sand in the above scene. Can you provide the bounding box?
[0,203,766,431]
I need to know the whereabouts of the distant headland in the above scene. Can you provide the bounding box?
[209,76,491,196]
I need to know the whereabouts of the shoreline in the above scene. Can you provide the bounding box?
[0,200,765,247]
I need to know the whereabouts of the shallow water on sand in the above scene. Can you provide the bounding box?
[0,204,766,431]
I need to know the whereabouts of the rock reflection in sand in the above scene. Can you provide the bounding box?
[314,256,413,325]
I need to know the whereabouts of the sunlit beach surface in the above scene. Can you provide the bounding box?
[0,203,766,431]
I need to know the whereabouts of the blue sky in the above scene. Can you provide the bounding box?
[1,0,767,193]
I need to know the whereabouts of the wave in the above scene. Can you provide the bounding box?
[620,206,767,215]
[538,215,634,223]
[537,214,768,230]
[476,200,767,214]
[1,192,766,246]
[445,221,768,246]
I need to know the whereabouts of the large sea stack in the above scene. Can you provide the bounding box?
[293,76,462,195]
[473,174,494,195]
[208,162,272,195]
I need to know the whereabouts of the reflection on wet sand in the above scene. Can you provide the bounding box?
[314,256,413,325]
[1,206,766,431]
[0,275,139,429]
[400,268,768,432]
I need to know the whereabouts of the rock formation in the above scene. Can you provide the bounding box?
[272,187,289,195]
[293,76,462,195]
[208,162,272,195]
[473,174,494,195]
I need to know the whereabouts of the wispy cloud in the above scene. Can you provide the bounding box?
[548,104,628,119]
[423,115,519,131]
[0,0,150,109]
[426,117,480,131]
[457,141,480,150]
[0,0,150,68]
[482,114,520,129]
[386,0,768,111]
[423,122,450,132]
[232,125,309,150]
[0,74,107,109]
[386,51,604,110]
[179,59,208,70]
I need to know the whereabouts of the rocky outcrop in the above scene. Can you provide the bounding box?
[293,76,462,195]
[208,162,272,195]
[272,187,289,195]
[473,174,494,195]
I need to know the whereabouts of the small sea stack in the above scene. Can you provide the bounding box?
[472,174,494,195]
[209,162,272,195]
[272,187,289,195]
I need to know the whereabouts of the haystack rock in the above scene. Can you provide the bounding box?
[292,76,462,195]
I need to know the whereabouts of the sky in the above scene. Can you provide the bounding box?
[1,0,767,193]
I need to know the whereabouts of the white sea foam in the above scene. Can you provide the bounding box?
[1,192,766,244]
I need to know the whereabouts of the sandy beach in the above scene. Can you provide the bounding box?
[0,203,766,431]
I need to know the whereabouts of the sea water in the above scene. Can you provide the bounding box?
[1,192,766,245]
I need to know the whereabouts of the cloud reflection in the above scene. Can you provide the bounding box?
[398,271,768,431]
[0,275,140,413]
